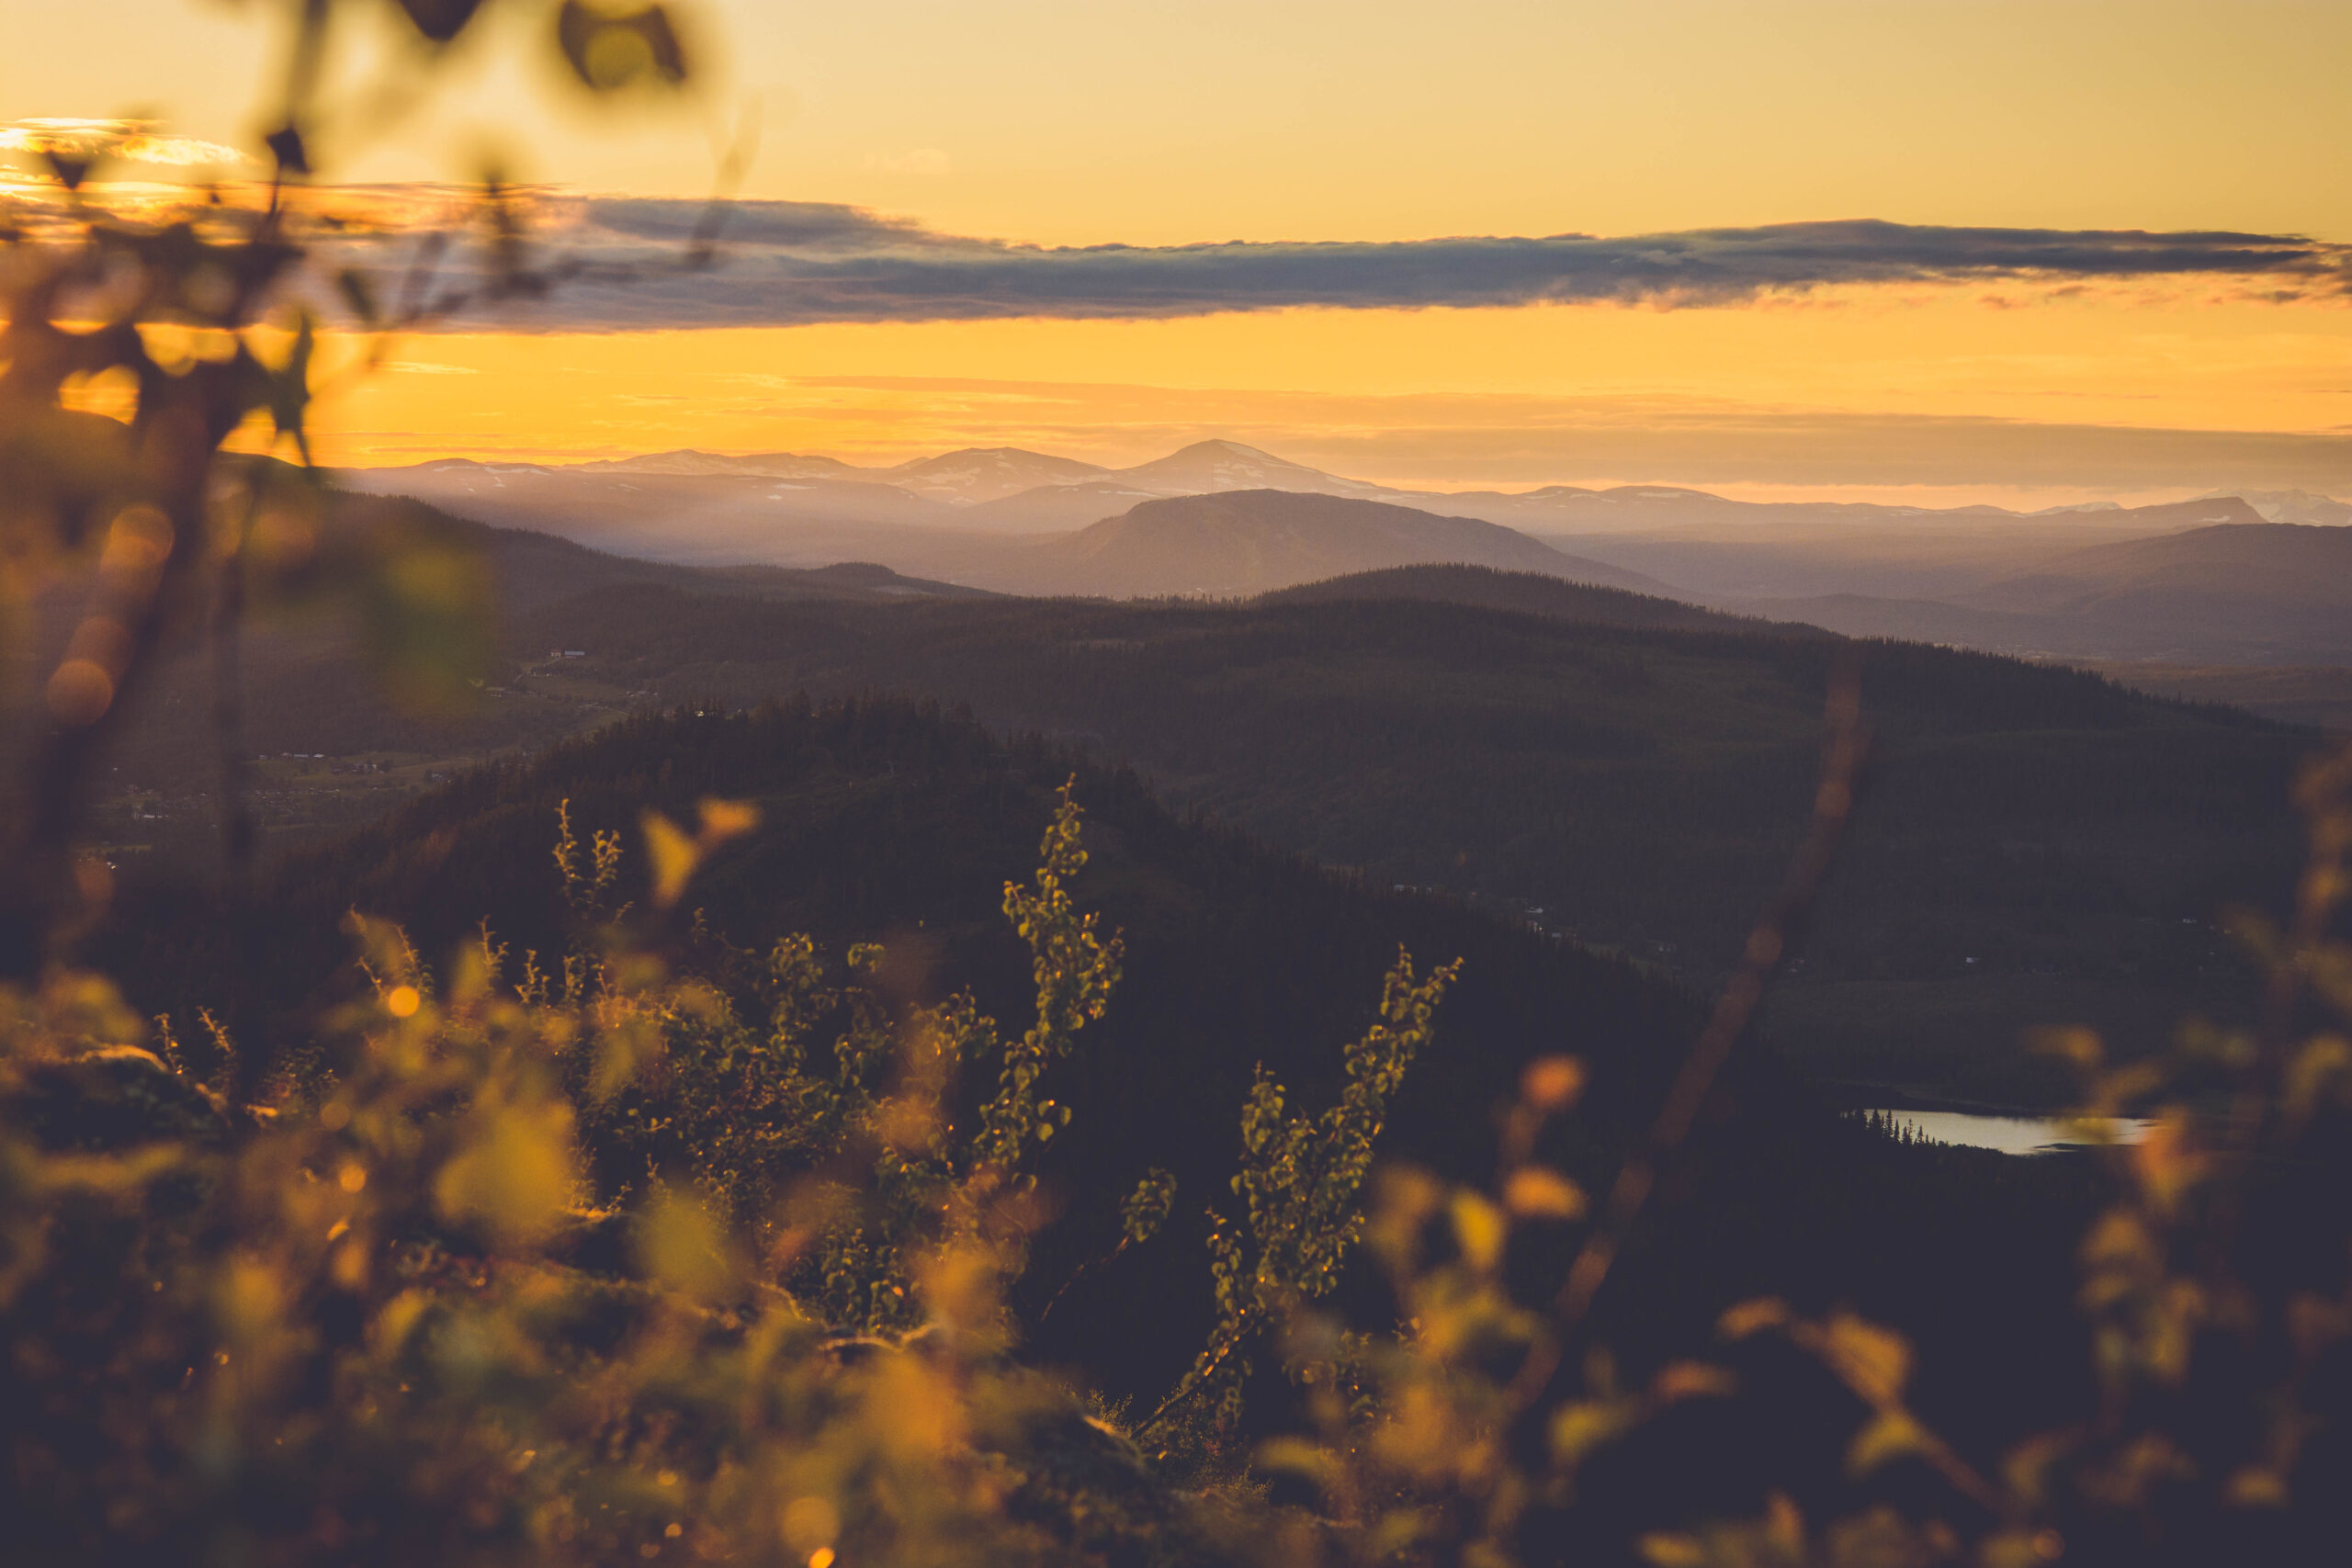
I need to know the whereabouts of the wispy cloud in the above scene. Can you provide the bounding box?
[8,172,2347,327]
[380,197,2352,331]
[0,118,250,174]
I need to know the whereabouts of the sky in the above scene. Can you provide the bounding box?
[5,0,2349,505]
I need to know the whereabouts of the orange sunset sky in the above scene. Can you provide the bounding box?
[5,0,2348,506]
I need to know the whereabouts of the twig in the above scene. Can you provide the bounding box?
[1552,650,1871,1331]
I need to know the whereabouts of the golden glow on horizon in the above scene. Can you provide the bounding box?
[303,286,2352,504]
[13,3,2352,500]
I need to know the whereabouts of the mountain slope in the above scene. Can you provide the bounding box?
[1978,523,2352,665]
[2192,489,2352,526]
[1253,563,1792,633]
[881,446,1108,503]
[569,449,876,481]
[1025,490,1675,597]
[1549,516,2352,666]
[1963,523,2352,615]
[1108,437,1395,498]
[1526,500,2273,604]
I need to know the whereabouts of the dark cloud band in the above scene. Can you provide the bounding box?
[384,198,2352,330]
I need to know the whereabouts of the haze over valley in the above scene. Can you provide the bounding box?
[341,439,2352,675]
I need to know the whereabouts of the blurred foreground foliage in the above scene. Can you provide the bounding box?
[4,750,2349,1565]
[0,788,1228,1565]
[1,0,718,972]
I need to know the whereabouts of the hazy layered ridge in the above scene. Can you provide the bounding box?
[1668,524,2352,666]
[342,438,2352,669]
[1020,491,1677,598]
[351,438,2307,542]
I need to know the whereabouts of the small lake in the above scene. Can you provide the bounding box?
[1860,1109,2153,1156]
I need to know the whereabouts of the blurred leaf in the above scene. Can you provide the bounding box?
[1636,1533,1708,1568]
[1717,1296,1790,1339]
[1821,1313,1912,1404]
[1503,1165,1587,1221]
[1450,1190,1505,1271]
[2131,1113,2205,1214]
[642,809,699,908]
[2001,1431,2073,1508]
[335,267,381,329]
[394,0,490,41]
[1846,1409,1925,1475]
[267,313,315,448]
[1551,1400,1631,1466]
[1980,1529,2066,1568]
[2028,1024,2103,1075]
[2287,1033,2351,1121]
[697,795,759,845]
[637,1187,736,1301]
[1256,1435,1340,1484]
[1520,1054,1585,1111]
[435,1090,579,1245]
[592,1011,662,1100]
[2078,1207,2160,1307]
[264,124,309,175]
[41,149,95,190]
[1651,1360,1735,1402]
[556,1,690,92]
[778,1495,840,1555]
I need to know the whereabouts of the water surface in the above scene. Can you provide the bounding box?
[1862,1109,2152,1156]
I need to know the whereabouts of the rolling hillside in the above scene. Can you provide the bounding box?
[1730,523,2352,665]
[1253,562,1789,633]
[459,566,2308,1107]
[336,443,2347,668]
[1962,522,2352,615]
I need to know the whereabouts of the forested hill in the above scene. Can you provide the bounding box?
[96,699,2108,1506]
[491,574,2312,1105]
[1253,562,1799,633]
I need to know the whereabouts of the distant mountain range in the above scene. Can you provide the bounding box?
[335,439,2352,668]
[2190,489,2352,527]
[355,438,2316,539]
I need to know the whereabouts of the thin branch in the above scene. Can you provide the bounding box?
[1552,650,1871,1331]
